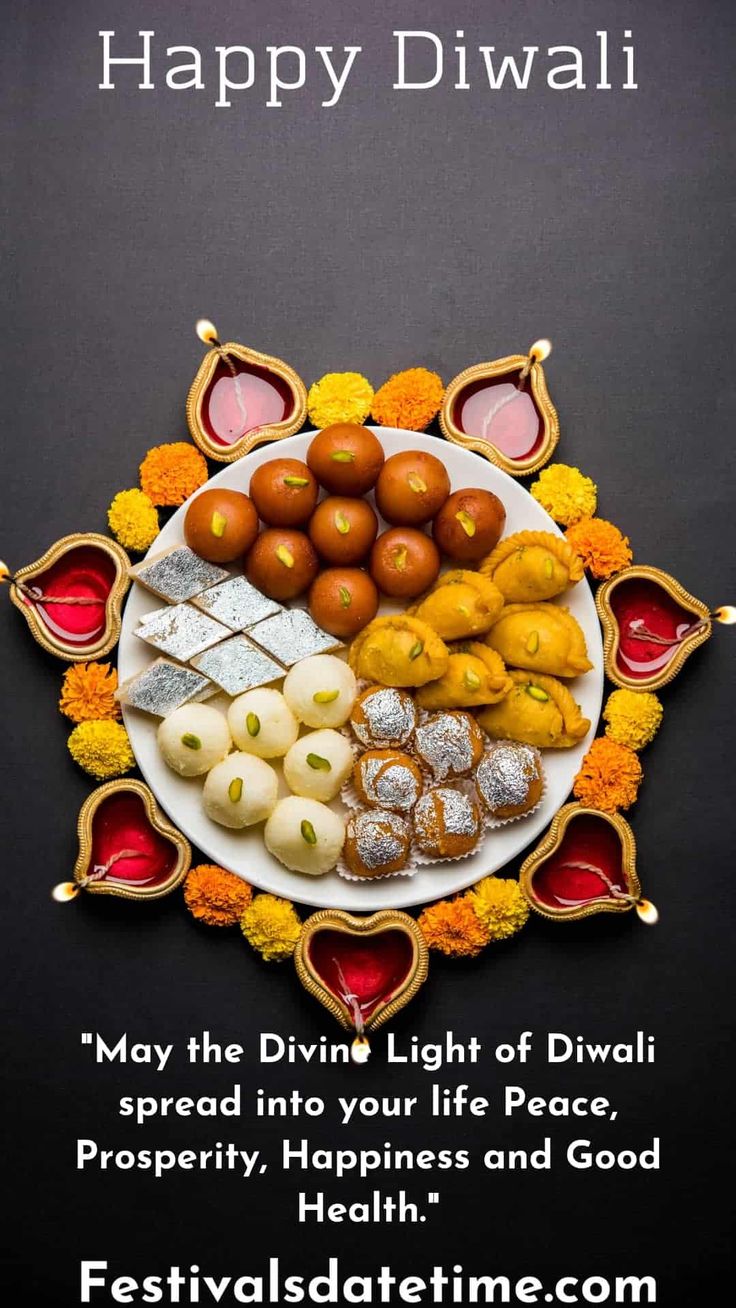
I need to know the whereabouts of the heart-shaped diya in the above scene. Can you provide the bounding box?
[439,341,559,476]
[187,323,307,463]
[520,802,656,923]
[55,779,191,902]
[8,533,131,661]
[295,910,429,1041]
[596,564,711,691]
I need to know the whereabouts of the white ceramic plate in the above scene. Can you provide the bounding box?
[119,428,603,909]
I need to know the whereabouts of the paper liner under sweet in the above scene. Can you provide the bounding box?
[337,783,488,882]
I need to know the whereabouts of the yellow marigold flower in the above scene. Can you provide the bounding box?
[603,689,663,751]
[573,736,642,812]
[139,442,209,506]
[184,864,253,927]
[107,488,159,553]
[240,894,302,962]
[308,372,374,428]
[565,516,632,579]
[417,897,491,958]
[67,719,135,780]
[59,662,120,723]
[372,367,444,431]
[467,877,529,941]
[530,464,597,526]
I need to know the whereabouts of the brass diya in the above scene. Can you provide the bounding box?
[295,909,429,1060]
[520,802,657,924]
[6,532,130,661]
[53,779,191,903]
[187,319,307,463]
[439,339,559,476]
[596,564,711,692]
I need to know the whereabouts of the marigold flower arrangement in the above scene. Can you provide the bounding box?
[565,516,632,579]
[468,877,530,941]
[139,442,208,506]
[603,689,663,751]
[371,367,444,431]
[184,864,253,927]
[417,897,491,958]
[59,663,120,723]
[108,488,159,553]
[67,719,135,780]
[307,372,374,428]
[573,736,643,812]
[240,894,303,962]
[530,463,597,526]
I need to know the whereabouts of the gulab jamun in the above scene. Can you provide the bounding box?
[374,449,450,525]
[183,488,259,563]
[369,527,441,599]
[308,568,379,638]
[307,424,385,495]
[432,488,506,563]
[245,528,319,601]
[308,496,378,565]
[249,458,319,527]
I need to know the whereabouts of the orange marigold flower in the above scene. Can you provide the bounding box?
[139,442,209,506]
[184,863,253,927]
[59,662,120,723]
[573,736,643,812]
[372,367,444,431]
[565,517,633,579]
[417,897,491,958]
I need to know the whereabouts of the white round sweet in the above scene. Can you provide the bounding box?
[203,753,278,829]
[264,796,346,876]
[157,704,231,777]
[283,729,354,802]
[227,688,299,759]
[282,655,357,729]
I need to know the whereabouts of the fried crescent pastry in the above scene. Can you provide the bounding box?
[409,570,504,640]
[480,531,583,603]
[348,615,449,687]
[485,603,592,678]
[416,642,513,710]
[476,670,590,749]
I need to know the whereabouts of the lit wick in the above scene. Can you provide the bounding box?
[52,849,143,903]
[518,337,552,385]
[195,317,249,434]
[332,958,372,1064]
[712,606,736,625]
[554,860,658,925]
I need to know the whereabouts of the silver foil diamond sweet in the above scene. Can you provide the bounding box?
[116,658,214,717]
[191,635,285,697]
[136,603,230,661]
[247,609,342,667]
[130,547,229,603]
[191,576,282,631]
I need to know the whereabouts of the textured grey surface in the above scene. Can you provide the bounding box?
[2,1,735,1301]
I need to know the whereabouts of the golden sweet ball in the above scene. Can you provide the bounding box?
[603,689,663,751]
[307,373,374,429]
[107,488,159,553]
[184,864,253,927]
[139,442,209,506]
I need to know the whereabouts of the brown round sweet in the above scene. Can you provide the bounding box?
[344,808,412,879]
[369,527,440,599]
[248,458,319,527]
[308,568,379,639]
[350,686,418,749]
[308,496,378,565]
[307,425,385,495]
[374,450,451,526]
[352,749,423,813]
[413,787,482,859]
[432,489,506,564]
[476,742,544,820]
[413,711,485,781]
[245,528,319,601]
[183,489,259,563]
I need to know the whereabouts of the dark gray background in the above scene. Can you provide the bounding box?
[2,1,734,1303]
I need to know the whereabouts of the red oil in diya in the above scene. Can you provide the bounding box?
[20,544,115,646]
[532,813,630,911]
[203,357,293,447]
[610,576,706,681]
[455,375,543,461]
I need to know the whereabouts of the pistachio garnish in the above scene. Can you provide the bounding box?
[181,733,202,750]
[455,509,476,537]
[393,545,408,571]
[275,544,295,568]
[335,511,351,535]
[300,819,317,845]
[246,712,261,736]
[306,753,332,772]
[408,640,424,660]
[313,688,340,704]
[339,586,352,609]
[526,684,549,702]
[330,450,355,463]
[228,777,243,803]
[544,557,555,579]
[526,631,540,654]
[283,475,310,488]
[464,669,482,690]
[210,511,227,538]
[457,604,470,617]
[407,472,427,494]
